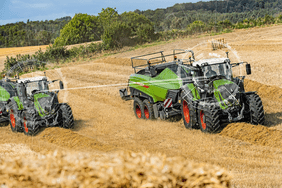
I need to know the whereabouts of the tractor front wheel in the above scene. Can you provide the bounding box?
[23,114,40,136]
[59,103,74,129]
[198,105,221,133]
[248,94,265,125]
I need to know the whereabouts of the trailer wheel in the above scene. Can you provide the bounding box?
[59,103,74,129]
[248,94,265,125]
[8,101,22,133]
[143,99,155,120]
[133,97,144,119]
[198,105,221,133]
[23,114,40,136]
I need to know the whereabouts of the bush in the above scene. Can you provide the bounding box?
[136,23,155,42]
[264,14,275,24]
[44,46,69,63]
[187,21,206,34]
[102,21,131,49]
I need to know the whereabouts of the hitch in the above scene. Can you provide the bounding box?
[119,88,132,101]
[227,104,245,122]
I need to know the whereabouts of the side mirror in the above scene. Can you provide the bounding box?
[59,81,64,90]
[246,63,251,75]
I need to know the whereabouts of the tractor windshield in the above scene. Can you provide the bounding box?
[26,81,49,96]
[202,63,232,80]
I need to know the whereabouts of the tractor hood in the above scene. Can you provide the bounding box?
[34,92,58,117]
[213,79,240,110]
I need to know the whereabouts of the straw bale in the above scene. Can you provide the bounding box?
[0,151,231,188]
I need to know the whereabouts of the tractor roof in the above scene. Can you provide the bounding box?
[17,76,47,83]
[192,58,229,67]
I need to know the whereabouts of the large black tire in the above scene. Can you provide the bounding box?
[198,104,221,133]
[133,97,145,119]
[23,113,40,136]
[181,98,198,129]
[8,101,22,133]
[143,99,155,120]
[59,103,74,129]
[248,93,265,125]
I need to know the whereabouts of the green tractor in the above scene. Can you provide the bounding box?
[120,49,265,133]
[1,75,74,136]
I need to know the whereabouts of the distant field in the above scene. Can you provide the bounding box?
[0,45,49,70]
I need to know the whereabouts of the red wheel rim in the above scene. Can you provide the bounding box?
[10,110,16,128]
[136,104,142,118]
[183,100,190,123]
[200,110,206,130]
[144,106,149,119]
[23,117,28,133]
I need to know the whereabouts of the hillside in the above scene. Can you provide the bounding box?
[1,0,282,48]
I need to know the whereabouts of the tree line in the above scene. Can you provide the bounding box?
[135,0,282,31]
[0,17,71,47]
[1,0,282,48]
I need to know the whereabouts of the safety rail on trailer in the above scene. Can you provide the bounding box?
[130,49,195,73]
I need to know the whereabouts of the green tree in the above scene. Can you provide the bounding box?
[187,20,206,34]
[101,21,131,49]
[54,13,101,46]
[120,11,154,41]
[98,7,119,29]
[35,30,51,45]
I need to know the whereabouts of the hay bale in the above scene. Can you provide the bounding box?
[0,151,231,188]
[208,38,227,51]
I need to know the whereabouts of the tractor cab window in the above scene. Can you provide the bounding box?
[179,66,193,85]
[26,82,41,96]
[202,63,232,80]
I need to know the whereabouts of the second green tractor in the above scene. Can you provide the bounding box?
[0,76,74,136]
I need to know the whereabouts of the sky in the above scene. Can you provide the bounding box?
[0,0,210,25]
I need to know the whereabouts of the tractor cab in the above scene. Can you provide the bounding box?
[17,76,49,97]
[193,58,232,80]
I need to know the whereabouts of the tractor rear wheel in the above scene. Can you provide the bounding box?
[23,114,40,136]
[143,99,155,120]
[248,94,265,125]
[8,101,22,133]
[59,103,74,129]
[133,97,145,119]
[198,104,221,133]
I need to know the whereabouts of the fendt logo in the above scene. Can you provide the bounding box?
[130,81,149,89]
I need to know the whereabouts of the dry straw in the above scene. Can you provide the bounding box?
[0,151,231,188]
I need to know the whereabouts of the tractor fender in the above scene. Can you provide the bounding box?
[8,97,24,111]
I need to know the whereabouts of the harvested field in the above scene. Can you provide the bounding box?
[1,25,282,187]
[0,45,49,70]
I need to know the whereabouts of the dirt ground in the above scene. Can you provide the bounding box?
[1,25,282,187]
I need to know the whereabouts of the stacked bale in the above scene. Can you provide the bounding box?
[0,151,231,188]
[207,38,227,50]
